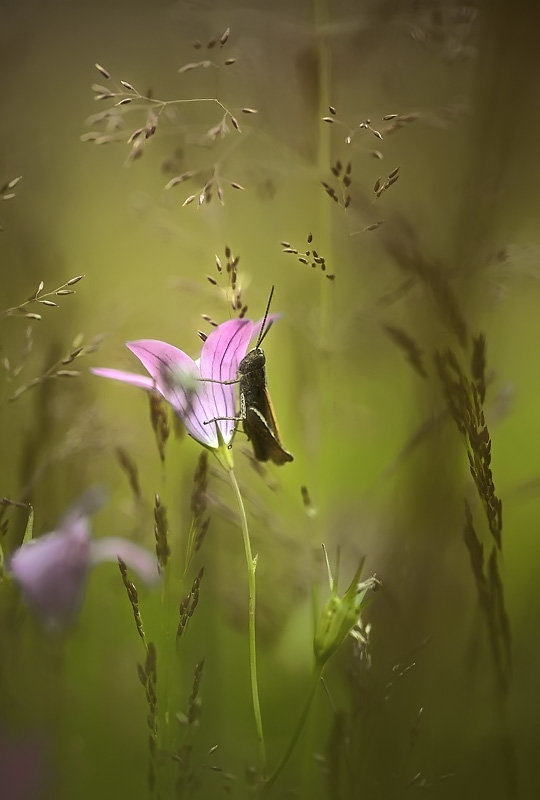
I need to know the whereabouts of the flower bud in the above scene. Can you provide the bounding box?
[314,564,379,667]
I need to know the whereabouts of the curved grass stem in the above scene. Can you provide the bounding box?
[265,663,323,791]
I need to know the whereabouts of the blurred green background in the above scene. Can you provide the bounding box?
[1,0,540,797]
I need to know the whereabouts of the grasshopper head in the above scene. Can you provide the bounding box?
[238,347,265,374]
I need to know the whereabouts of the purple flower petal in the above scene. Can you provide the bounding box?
[90,538,160,584]
[9,490,159,631]
[90,367,155,391]
[127,339,219,447]
[127,340,198,387]
[199,319,255,443]
[10,518,91,630]
[91,315,281,450]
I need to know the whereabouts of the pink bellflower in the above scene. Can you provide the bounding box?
[91,316,274,464]
[9,489,160,631]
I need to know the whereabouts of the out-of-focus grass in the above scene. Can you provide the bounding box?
[2,1,540,798]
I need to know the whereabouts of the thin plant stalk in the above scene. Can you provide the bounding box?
[314,0,333,351]
[227,466,266,773]
[265,663,323,790]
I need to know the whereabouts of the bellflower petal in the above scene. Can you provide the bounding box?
[9,492,159,631]
[91,316,269,451]
[90,538,160,584]
[199,319,255,444]
[9,518,91,630]
[126,339,216,446]
[90,367,155,391]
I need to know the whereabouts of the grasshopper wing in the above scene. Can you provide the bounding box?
[244,403,294,465]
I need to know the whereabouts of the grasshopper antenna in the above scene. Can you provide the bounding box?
[256,285,275,349]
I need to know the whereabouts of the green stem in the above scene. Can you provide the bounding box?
[227,466,266,773]
[314,0,332,354]
[265,663,323,790]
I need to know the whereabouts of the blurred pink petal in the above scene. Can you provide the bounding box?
[9,492,159,631]
[10,518,91,630]
[90,537,160,584]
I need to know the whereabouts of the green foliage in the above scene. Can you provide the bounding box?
[2,2,539,799]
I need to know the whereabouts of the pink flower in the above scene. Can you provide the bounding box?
[91,317,271,450]
[9,490,159,630]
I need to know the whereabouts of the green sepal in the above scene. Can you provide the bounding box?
[314,561,379,667]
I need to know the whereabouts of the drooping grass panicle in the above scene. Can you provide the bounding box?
[351,219,385,234]
[9,332,102,402]
[487,547,512,684]
[179,26,235,73]
[383,324,427,378]
[463,501,487,595]
[1,175,23,231]
[153,494,170,571]
[148,390,170,464]
[206,245,249,317]
[2,325,33,382]
[471,333,487,404]
[320,106,389,146]
[321,157,353,209]
[118,557,159,793]
[115,446,142,501]
[187,658,204,727]
[281,233,335,280]
[84,46,256,203]
[118,556,147,645]
[177,567,204,640]
[144,641,159,794]
[381,111,420,135]
[463,503,511,691]
[441,331,508,692]
[1,174,23,200]
[173,660,206,795]
[373,166,400,199]
[435,346,502,548]
[369,213,468,346]
[300,485,317,519]
[422,267,468,347]
[184,452,210,574]
[0,275,84,322]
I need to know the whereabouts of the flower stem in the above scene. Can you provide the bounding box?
[227,466,266,773]
[265,663,323,790]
